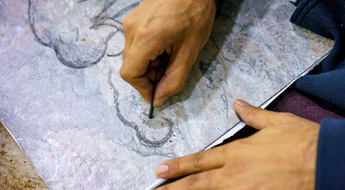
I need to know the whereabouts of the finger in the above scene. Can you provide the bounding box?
[121,29,176,103]
[121,47,165,102]
[155,147,224,179]
[233,99,288,130]
[120,54,153,102]
[147,67,157,82]
[122,12,136,63]
[122,10,139,48]
[156,169,223,190]
[122,14,157,101]
[156,66,166,82]
[150,59,164,68]
[153,45,198,106]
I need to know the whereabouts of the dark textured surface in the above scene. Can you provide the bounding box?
[271,89,344,122]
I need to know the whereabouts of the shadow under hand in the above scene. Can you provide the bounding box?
[157,0,244,112]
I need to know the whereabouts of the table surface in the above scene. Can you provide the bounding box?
[0,123,48,189]
[0,0,334,189]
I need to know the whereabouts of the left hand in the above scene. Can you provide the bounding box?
[154,99,320,190]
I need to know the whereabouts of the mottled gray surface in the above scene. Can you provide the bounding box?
[0,0,332,189]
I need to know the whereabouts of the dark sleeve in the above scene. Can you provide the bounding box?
[214,0,225,18]
[317,119,345,189]
[289,1,345,189]
[290,0,345,114]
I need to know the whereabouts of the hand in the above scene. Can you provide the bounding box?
[120,0,217,106]
[154,99,320,190]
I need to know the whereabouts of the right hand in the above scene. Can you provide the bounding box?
[120,0,217,106]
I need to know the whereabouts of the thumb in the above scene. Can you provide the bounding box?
[233,99,285,130]
[153,45,197,106]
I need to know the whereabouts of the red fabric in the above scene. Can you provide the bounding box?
[270,90,344,123]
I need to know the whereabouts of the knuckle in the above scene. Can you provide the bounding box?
[119,67,133,81]
[122,14,134,32]
[191,152,205,170]
[186,175,200,189]
[204,172,214,187]
[174,159,181,173]
[135,25,152,41]
[246,108,261,126]
[170,80,185,93]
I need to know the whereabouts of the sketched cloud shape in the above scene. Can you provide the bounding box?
[28,0,139,69]
[107,70,180,158]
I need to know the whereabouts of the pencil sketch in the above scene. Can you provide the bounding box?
[28,0,139,69]
[107,69,181,157]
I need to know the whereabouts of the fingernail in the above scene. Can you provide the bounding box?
[235,99,251,107]
[155,164,168,177]
[154,96,168,107]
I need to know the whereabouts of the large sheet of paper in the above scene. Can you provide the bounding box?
[0,0,331,189]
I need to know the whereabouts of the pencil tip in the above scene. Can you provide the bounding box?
[149,103,154,119]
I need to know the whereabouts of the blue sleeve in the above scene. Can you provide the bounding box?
[317,119,345,190]
[290,2,345,187]
[290,0,345,114]
[214,0,224,18]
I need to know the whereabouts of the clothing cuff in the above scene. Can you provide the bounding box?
[317,119,345,190]
[214,0,224,19]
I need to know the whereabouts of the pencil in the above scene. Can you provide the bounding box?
[149,72,157,119]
